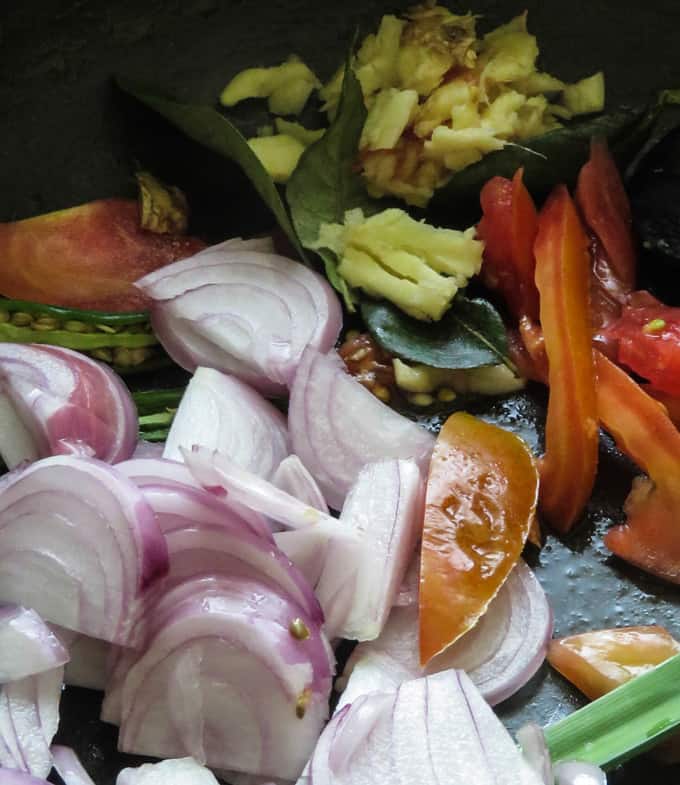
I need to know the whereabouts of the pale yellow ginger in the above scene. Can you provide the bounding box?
[477,13,540,91]
[361,88,419,150]
[274,118,325,146]
[220,56,320,116]
[393,358,526,395]
[355,15,406,101]
[247,135,306,183]
[413,81,479,138]
[424,126,505,172]
[561,72,606,116]
[313,208,483,321]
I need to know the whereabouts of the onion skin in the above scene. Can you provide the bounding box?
[289,348,434,510]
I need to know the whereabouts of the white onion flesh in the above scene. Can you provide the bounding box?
[0,668,63,779]
[0,344,137,468]
[136,247,342,395]
[163,367,289,479]
[340,560,552,706]
[112,574,334,780]
[116,757,220,785]
[0,607,68,682]
[300,670,543,785]
[0,456,168,645]
[131,441,164,460]
[272,456,329,514]
[182,446,335,531]
[315,460,423,641]
[51,746,96,785]
[553,761,607,785]
[51,627,112,692]
[288,349,434,510]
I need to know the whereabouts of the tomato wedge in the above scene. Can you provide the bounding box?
[534,186,599,533]
[596,352,680,583]
[0,199,205,312]
[419,411,539,666]
[548,626,680,701]
[477,168,540,321]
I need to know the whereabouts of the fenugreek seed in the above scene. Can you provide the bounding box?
[438,387,456,403]
[33,317,60,331]
[345,330,360,342]
[114,347,133,366]
[289,618,311,641]
[95,323,117,334]
[90,348,113,363]
[64,320,93,333]
[408,392,434,407]
[129,347,151,365]
[373,384,391,402]
[349,347,370,363]
[643,318,666,334]
[11,312,33,327]
[295,688,312,719]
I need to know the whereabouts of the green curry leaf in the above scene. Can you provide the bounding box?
[362,296,512,370]
[116,76,305,258]
[286,49,379,309]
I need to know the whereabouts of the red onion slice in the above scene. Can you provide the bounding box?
[315,460,423,641]
[51,627,112,691]
[341,560,552,706]
[272,456,329,514]
[137,249,342,395]
[0,344,137,468]
[0,668,63,779]
[302,670,543,785]
[182,447,335,530]
[114,573,333,780]
[0,456,168,644]
[116,757,220,785]
[289,349,435,510]
[131,441,164,460]
[163,367,289,479]
[50,746,96,785]
[0,770,50,784]
[0,607,68,682]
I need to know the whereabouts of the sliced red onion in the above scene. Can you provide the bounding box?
[394,557,419,608]
[0,344,137,468]
[50,746,96,785]
[117,758,221,785]
[289,349,435,510]
[272,456,329,514]
[0,607,68,682]
[302,670,543,785]
[315,460,423,641]
[0,668,63,779]
[0,456,168,645]
[51,627,112,691]
[114,573,333,780]
[136,248,342,395]
[274,526,334,587]
[117,457,272,540]
[517,723,553,785]
[340,560,552,706]
[182,446,335,530]
[163,367,289,479]
[553,761,607,785]
[131,441,165,460]
[0,770,50,784]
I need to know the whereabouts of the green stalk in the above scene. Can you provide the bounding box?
[134,388,185,442]
[545,652,680,769]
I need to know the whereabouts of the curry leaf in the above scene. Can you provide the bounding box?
[286,49,379,309]
[362,296,512,370]
[116,77,305,258]
[429,108,646,221]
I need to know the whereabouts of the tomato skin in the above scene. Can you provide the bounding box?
[576,139,637,300]
[603,300,680,396]
[534,186,599,533]
[419,411,539,666]
[477,168,540,321]
[0,199,206,312]
[548,626,680,701]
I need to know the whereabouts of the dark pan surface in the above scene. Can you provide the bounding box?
[2,2,680,784]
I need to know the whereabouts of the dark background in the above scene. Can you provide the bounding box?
[2,1,680,784]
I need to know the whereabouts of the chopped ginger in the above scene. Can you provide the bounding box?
[247,135,305,183]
